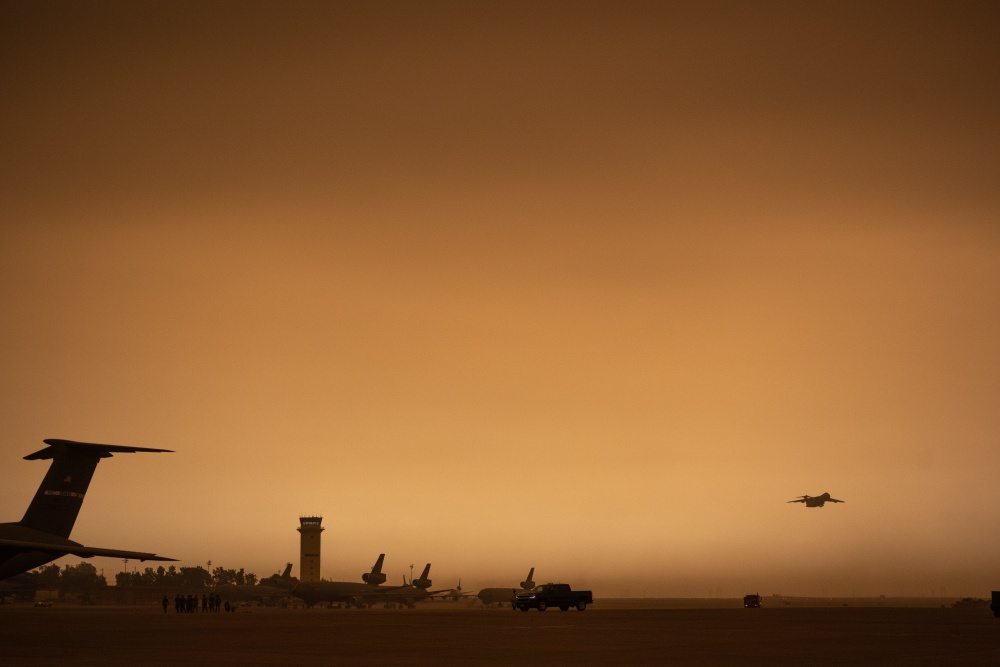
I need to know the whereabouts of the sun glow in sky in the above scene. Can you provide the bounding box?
[2,1,998,596]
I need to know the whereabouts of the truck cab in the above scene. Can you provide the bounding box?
[515,583,593,612]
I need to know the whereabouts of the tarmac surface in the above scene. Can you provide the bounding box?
[2,603,998,665]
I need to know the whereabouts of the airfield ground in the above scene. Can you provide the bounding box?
[1,601,997,665]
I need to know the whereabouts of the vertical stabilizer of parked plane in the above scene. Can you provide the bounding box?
[362,553,387,585]
[20,439,173,538]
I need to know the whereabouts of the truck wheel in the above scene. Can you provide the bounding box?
[576,601,587,611]
[559,605,569,611]
[537,601,547,611]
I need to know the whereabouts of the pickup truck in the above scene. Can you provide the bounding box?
[514,583,593,611]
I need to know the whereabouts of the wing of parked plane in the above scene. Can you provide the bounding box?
[0,538,176,562]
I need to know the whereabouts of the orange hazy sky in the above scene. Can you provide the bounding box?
[1,1,998,597]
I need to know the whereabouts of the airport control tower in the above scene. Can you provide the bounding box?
[297,516,324,582]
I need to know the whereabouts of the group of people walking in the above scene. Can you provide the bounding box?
[162,593,232,613]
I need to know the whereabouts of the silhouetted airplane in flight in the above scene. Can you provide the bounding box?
[787,492,844,508]
[0,439,176,581]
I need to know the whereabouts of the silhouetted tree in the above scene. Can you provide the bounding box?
[60,562,107,595]
[178,566,212,588]
[212,566,237,586]
[34,564,61,589]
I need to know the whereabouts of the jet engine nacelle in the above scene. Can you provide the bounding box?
[362,572,386,585]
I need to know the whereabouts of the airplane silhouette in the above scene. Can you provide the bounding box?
[476,567,536,606]
[787,492,844,508]
[0,439,176,581]
[294,556,447,607]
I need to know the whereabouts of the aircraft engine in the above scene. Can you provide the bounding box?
[412,576,432,589]
[362,571,386,585]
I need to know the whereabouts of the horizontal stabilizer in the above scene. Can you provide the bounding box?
[26,439,173,460]
[0,538,176,562]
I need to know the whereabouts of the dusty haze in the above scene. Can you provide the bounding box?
[1,1,998,597]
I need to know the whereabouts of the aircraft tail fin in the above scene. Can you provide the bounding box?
[19,439,172,539]
[520,567,535,590]
[412,563,432,589]
[280,563,293,579]
[362,553,387,585]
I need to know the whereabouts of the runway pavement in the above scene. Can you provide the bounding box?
[1,603,997,665]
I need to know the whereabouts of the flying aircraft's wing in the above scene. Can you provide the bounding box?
[827,497,845,503]
[0,538,176,562]
[786,497,807,503]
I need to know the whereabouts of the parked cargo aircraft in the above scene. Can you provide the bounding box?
[787,492,844,508]
[219,563,298,605]
[0,439,176,581]
[477,567,536,606]
[444,579,476,601]
[293,557,446,608]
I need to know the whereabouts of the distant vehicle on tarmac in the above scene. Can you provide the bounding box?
[786,492,844,508]
[743,594,762,608]
[515,583,592,612]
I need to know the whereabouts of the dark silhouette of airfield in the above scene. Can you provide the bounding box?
[0,439,175,581]
[2,603,997,666]
[476,566,536,606]
[294,555,449,607]
[218,563,298,605]
[787,492,845,508]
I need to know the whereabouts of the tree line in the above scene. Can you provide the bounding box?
[24,563,265,594]
[115,565,259,588]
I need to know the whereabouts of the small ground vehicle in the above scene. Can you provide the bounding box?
[515,583,593,612]
[743,594,762,608]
